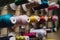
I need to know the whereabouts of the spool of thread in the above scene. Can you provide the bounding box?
[39,16,45,23]
[1,14,15,27]
[48,4,59,11]
[20,15,30,25]
[15,0,29,6]
[10,3,17,10]
[48,16,52,21]
[11,15,30,25]
[16,36,25,40]
[23,32,36,38]
[52,15,58,22]
[30,28,46,36]
[29,16,40,24]
[41,0,48,8]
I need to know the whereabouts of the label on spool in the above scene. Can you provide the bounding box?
[26,17,30,23]
[10,17,16,24]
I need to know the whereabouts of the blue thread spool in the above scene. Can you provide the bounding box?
[32,0,48,10]
[0,14,14,28]
[41,0,48,8]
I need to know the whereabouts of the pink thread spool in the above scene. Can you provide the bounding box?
[52,15,58,22]
[11,15,30,25]
[48,4,59,11]
[23,32,36,38]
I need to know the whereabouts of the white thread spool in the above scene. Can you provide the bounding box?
[30,28,46,36]
[10,17,17,24]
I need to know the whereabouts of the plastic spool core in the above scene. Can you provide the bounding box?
[10,17,16,24]
[26,18,30,23]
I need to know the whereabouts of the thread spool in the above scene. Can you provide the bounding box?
[52,15,58,22]
[21,15,29,24]
[29,16,40,24]
[10,3,17,10]
[48,4,59,11]
[39,16,45,23]
[1,14,15,27]
[11,15,30,25]
[23,32,36,38]
[48,16,52,21]
[41,0,48,8]
[16,36,25,40]
[30,28,46,37]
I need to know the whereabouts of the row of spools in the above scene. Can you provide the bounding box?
[0,14,58,28]
[0,0,59,40]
